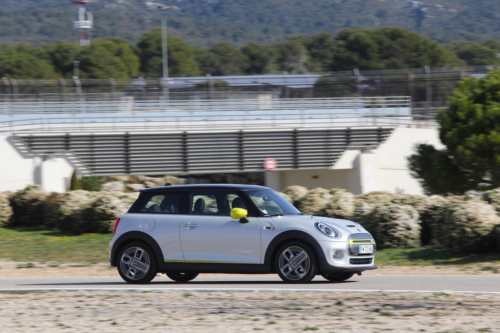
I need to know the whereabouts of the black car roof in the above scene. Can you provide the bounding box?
[139,184,270,192]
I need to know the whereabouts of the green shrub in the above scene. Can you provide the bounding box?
[438,199,500,253]
[8,185,49,227]
[391,194,449,245]
[355,191,405,205]
[70,170,82,190]
[79,195,129,234]
[321,189,355,219]
[296,188,332,215]
[352,204,421,249]
[281,185,308,204]
[81,177,101,192]
[0,192,13,227]
[483,189,500,214]
[51,190,130,234]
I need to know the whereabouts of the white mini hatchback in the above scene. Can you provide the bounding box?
[109,184,377,284]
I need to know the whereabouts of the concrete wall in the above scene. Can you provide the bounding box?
[265,128,443,195]
[266,168,359,193]
[375,127,444,195]
[0,135,74,193]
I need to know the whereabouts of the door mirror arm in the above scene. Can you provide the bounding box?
[239,217,250,224]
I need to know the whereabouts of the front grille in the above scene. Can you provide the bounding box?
[348,233,376,256]
[350,258,373,265]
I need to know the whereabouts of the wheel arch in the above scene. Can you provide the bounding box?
[110,231,164,267]
[264,230,327,273]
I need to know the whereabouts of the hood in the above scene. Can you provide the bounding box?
[271,214,370,239]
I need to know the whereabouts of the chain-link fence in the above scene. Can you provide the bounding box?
[1,65,497,117]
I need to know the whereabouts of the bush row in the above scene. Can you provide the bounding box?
[5,186,136,234]
[2,185,500,253]
[282,186,500,254]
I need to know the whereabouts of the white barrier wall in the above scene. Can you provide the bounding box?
[0,135,74,193]
[265,128,443,195]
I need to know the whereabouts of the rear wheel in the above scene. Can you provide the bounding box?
[165,272,199,282]
[322,272,355,282]
[117,242,158,284]
[275,241,317,283]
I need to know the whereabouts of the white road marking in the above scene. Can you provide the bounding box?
[1,288,500,294]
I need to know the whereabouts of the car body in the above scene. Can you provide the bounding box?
[109,184,377,283]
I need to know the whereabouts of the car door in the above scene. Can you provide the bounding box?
[135,192,187,262]
[179,191,262,264]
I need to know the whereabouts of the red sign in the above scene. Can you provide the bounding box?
[264,158,278,170]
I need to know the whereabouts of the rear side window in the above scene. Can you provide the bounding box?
[139,193,181,214]
[190,191,247,216]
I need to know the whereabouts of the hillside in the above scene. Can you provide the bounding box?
[0,0,499,46]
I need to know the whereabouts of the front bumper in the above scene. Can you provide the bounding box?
[321,264,378,274]
[317,236,377,273]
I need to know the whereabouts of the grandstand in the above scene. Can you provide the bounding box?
[0,69,452,194]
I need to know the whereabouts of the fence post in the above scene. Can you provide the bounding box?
[59,78,67,99]
[354,68,362,97]
[425,66,432,116]
[109,78,116,94]
[408,73,414,115]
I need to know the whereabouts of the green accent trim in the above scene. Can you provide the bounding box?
[349,239,376,245]
[164,259,231,263]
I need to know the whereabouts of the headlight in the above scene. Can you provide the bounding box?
[315,222,339,238]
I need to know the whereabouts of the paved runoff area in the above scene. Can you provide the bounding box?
[1,275,500,293]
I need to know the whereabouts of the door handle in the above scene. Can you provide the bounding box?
[183,224,199,228]
[264,226,275,230]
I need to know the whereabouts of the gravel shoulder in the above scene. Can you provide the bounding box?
[1,261,500,278]
[0,290,499,332]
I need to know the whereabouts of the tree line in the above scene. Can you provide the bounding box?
[1,26,500,80]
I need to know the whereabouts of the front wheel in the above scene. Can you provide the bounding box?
[165,272,199,282]
[275,241,317,283]
[322,272,355,282]
[117,242,158,284]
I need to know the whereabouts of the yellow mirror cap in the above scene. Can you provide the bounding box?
[230,208,248,219]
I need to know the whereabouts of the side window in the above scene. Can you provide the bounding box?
[191,194,218,215]
[249,192,283,215]
[139,193,181,214]
[190,192,247,216]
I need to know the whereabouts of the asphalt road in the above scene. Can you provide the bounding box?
[1,275,500,293]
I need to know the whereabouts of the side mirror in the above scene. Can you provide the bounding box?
[230,208,249,223]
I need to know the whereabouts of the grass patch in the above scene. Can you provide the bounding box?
[375,246,500,266]
[0,227,111,264]
[2,226,500,267]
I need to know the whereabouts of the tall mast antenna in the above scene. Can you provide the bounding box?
[72,0,93,46]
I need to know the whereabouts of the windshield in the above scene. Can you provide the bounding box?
[246,189,302,216]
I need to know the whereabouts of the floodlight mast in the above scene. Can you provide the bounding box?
[72,0,93,46]
[157,5,179,98]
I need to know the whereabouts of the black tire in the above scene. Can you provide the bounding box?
[275,241,317,283]
[322,272,355,282]
[117,242,158,284]
[165,272,199,282]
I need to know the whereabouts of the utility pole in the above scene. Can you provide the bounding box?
[157,5,179,99]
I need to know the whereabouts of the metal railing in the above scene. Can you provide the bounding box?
[0,96,411,115]
[0,96,425,134]
[0,113,435,134]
